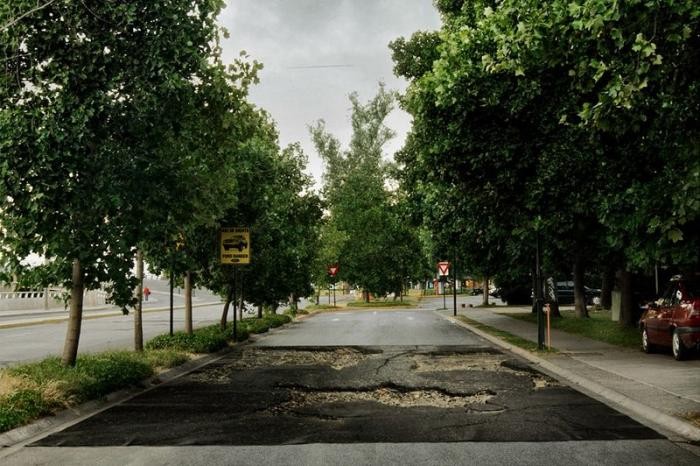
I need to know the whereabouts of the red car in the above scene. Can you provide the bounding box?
[640,275,700,360]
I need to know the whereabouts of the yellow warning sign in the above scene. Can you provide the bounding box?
[220,227,251,265]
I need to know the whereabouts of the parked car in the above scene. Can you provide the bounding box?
[469,288,483,296]
[639,275,700,360]
[552,281,600,305]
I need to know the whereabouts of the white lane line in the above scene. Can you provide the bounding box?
[332,318,340,322]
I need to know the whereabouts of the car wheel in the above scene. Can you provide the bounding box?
[641,327,655,354]
[672,329,687,361]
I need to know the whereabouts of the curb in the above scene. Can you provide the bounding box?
[438,311,700,443]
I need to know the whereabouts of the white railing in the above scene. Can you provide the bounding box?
[0,288,108,312]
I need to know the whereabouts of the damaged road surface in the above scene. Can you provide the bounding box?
[7,310,700,465]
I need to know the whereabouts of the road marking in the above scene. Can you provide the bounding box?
[332,318,340,322]
[407,317,414,321]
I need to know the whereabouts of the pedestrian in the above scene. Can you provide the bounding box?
[143,287,151,302]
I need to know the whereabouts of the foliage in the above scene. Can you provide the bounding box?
[391,0,700,322]
[145,326,233,353]
[0,347,189,433]
[0,389,50,432]
[311,85,425,298]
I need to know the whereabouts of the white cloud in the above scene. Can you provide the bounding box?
[219,0,441,189]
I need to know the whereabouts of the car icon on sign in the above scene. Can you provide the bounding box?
[223,236,248,251]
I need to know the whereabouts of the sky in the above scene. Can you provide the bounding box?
[218,0,442,188]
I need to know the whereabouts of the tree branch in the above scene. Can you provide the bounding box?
[1,0,59,32]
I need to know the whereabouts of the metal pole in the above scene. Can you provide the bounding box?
[443,277,447,310]
[654,264,659,295]
[536,232,544,349]
[169,255,174,336]
[333,280,336,307]
[232,268,237,342]
[453,252,457,317]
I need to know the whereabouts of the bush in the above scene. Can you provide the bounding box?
[243,318,270,334]
[0,389,49,432]
[143,350,191,370]
[263,314,291,328]
[146,325,229,353]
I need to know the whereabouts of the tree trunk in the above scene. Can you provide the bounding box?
[134,250,144,352]
[363,290,370,303]
[61,259,84,366]
[257,304,263,319]
[544,277,562,318]
[601,267,614,310]
[619,269,636,328]
[573,257,589,318]
[220,287,234,329]
[482,276,489,306]
[184,270,193,334]
[315,290,320,305]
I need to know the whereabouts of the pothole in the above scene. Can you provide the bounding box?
[531,375,561,389]
[231,348,369,370]
[272,385,495,411]
[412,353,516,373]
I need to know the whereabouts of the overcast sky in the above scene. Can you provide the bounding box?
[219,0,441,188]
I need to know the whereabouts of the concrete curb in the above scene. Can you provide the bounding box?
[438,312,700,443]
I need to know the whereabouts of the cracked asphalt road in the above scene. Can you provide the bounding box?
[7,309,700,465]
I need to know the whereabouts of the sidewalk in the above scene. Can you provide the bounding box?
[437,306,700,443]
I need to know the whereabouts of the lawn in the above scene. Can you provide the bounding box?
[506,309,641,349]
[455,316,555,353]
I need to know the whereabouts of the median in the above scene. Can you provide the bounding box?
[0,314,292,434]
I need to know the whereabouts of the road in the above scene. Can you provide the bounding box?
[3,307,698,465]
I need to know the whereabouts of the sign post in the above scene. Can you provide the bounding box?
[437,261,450,310]
[328,264,339,307]
[221,227,251,341]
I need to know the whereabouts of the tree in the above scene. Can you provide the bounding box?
[392,0,700,325]
[0,1,247,364]
[312,85,424,300]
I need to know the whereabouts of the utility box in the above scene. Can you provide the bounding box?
[611,291,621,321]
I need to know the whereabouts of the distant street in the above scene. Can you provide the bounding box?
[4,307,698,465]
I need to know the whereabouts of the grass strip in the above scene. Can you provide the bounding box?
[0,349,190,433]
[1,313,295,434]
[455,315,556,354]
[505,309,641,349]
[346,300,416,308]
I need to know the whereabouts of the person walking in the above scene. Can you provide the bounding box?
[143,287,151,302]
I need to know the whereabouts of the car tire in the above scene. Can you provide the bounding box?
[641,327,655,354]
[672,329,687,361]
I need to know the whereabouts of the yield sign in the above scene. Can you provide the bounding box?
[328,264,339,277]
[437,261,450,276]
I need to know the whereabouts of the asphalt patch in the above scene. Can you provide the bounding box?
[33,345,662,446]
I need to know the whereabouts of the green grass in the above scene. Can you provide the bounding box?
[346,299,416,307]
[506,309,641,348]
[304,303,342,311]
[455,316,556,353]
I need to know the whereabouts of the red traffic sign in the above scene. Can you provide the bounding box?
[437,261,450,276]
[328,264,339,277]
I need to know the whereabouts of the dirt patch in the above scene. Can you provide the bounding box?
[412,353,522,374]
[190,348,369,384]
[274,386,494,412]
[233,348,368,370]
[679,411,700,428]
[531,375,561,389]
